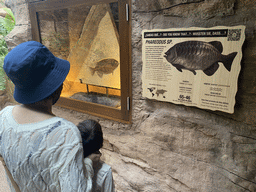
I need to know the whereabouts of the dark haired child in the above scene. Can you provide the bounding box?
[77,120,115,192]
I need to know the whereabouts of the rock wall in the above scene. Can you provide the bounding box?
[3,0,256,191]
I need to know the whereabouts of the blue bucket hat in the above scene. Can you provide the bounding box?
[3,41,70,104]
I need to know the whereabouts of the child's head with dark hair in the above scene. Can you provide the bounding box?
[77,119,103,158]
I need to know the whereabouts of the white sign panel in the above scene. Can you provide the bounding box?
[142,26,245,113]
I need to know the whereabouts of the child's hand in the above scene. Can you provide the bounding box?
[87,151,102,168]
[87,153,101,162]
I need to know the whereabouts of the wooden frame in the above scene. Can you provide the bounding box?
[28,0,132,123]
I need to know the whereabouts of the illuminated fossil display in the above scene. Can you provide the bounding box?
[38,3,121,109]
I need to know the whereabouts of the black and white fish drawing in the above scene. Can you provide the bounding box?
[164,41,238,76]
[90,58,119,78]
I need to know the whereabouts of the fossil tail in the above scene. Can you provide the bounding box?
[222,52,238,72]
[89,67,96,76]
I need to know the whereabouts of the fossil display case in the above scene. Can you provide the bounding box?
[29,0,131,123]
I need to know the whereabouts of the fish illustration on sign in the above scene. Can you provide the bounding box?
[90,58,119,78]
[164,41,238,76]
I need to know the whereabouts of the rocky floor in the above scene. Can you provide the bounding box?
[0,162,11,192]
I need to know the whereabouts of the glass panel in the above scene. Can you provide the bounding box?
[38,2,121,109]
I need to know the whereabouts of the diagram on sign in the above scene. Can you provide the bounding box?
[147,87,167,98]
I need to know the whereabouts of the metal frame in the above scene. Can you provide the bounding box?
[28,0,132,123]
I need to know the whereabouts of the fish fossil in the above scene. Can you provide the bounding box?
[164,41,238,76]
[90,58,119,78]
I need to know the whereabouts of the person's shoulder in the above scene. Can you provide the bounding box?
[56,117,77,128]
[95,162,113,185]
[0,105,15,115]
[98,162,112,174]
[53,118,82,140]
[0,106,15,122]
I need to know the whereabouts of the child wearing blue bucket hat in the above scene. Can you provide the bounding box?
[0,41,94,192]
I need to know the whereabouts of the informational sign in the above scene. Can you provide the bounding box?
[142,26,245,113]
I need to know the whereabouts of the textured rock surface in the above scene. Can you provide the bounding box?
[4,0,32,51]
[2,0,256,191]
[0,162,11,192]
[0,90,8,108]
[52,104,256,192]
[128,0,256,191]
